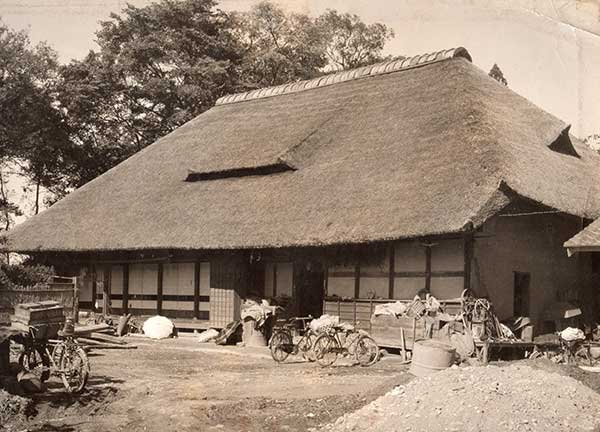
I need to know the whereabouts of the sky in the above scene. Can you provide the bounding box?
[1,0,600,219]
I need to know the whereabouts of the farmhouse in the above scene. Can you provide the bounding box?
[5,47,600,332]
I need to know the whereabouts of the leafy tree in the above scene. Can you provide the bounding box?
[58,0,244,186]
[231,2,327,87]
[584,134,600,152]
[233,3,395,87]
[0,21,71,217]
[489,63,508,86]
[316,10,395,71]
[55,0,397,189]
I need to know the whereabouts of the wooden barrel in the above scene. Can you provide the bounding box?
[409,339,456,377]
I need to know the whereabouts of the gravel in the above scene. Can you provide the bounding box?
[317,364,600,432]
[0,389,31,427]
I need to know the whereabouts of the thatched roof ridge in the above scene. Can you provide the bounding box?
[6,47,600,253]
[216,47,472,106]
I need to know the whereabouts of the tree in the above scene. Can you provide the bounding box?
[316,10,395,71]
[58,1,396,187]
[584,134,600,152]
[233,3,396,87]
[489,63,508,86]
[231,2,327,87]
[0,21,71,218]
[57,0,244,186]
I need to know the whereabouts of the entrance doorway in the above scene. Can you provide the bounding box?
[513,272,530,316]
[294,261,325,318]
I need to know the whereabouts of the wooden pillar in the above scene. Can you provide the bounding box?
[102,266,111,315]
[464,233,474,291]
[425,244,432,293]
[91,264,97,312]
[354,264,361,299]
[73,276,80,323]
[122,264,129,314]
[273,263,278,297]
[157,263,163,315]
[194,261,200,319]
[388,243,395,299]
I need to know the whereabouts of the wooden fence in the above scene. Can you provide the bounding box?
[0,276,77,325]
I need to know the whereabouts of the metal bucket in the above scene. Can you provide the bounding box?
[409,339,456,377]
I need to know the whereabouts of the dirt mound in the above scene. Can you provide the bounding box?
[522,357,600,394]
[0,388,32,427]
[318,364,600,432]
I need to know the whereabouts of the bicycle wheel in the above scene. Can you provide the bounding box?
[19,345,50,382]
[354,335,379,367]
[298,332,317,362]
[270,331,293,363]
[60,344,90,394]
[313,334,339,367]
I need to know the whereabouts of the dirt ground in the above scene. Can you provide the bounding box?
[2,335,411,432]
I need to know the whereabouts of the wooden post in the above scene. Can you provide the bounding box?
[388,243,395,299]
[464,233,474,291]
[157,263,163,315]
[273,263,278,297]
[122,264,129,314]
[91,264,97,312]
[354,265,360,299]
[73,276,80,323]
[194,261,200,319]
[102,266,111,316]
[369,299,373,332]
[425,245,432,293]
[400,328,407,362]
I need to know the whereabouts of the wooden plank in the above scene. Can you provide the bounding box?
[74,323,111,335]
[328,271,356,278]
[78,338,137,350]
[90,332,127,345]
[393,272,428,278]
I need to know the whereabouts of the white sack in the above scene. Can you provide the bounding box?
[142,315,175,339]
[561,327,585,342]
[310,314,340,332]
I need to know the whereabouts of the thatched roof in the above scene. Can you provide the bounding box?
[6,47,600,253]
[565,219,600,254]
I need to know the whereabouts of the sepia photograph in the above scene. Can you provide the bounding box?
[1,0,600,431]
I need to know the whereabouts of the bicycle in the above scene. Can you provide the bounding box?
[312,325,379,367]
[14,318,90,394]
[529,333,600,367]
[269,316,318,363]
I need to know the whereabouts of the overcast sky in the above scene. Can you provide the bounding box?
[1,0,599,140]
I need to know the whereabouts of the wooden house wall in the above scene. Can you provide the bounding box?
[326,238,466,301]
[264,262,294,298]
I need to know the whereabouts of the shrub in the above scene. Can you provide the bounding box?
[0,264,55,290]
